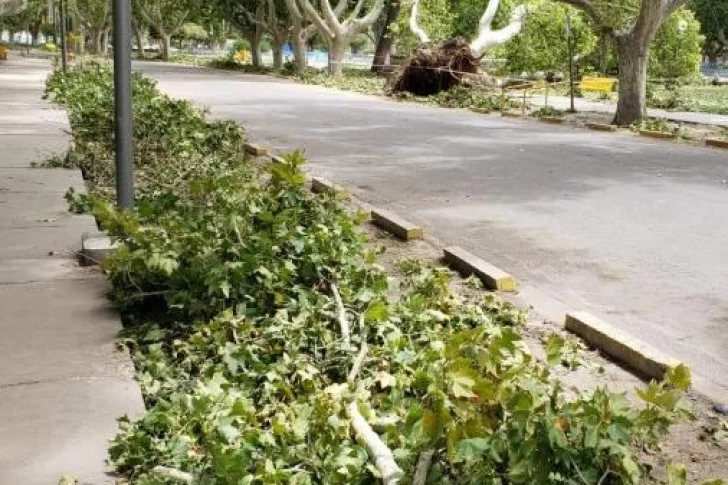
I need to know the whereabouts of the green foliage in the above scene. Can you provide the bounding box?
[532,106,565,118]
[690,0,728,61]
[44,62,243,201]
[298,68,385,95]
[650,8,704,80]
[51,65,695,485]
[630,118,678,133]
[429,85,508,111]
[391,0,456,54]
[502,2,597,75]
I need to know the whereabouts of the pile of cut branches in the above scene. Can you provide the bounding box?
[47,65,707,485]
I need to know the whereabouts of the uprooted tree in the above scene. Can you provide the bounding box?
[391,0,527,95]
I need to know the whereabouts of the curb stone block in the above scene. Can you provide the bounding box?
[243,142,268,156]
[705,138,728,150]
[639,130,676,140]
[443,246,516,292]
[501,111,523,118]
[371,208,423,241]
[586,122,617,132]
[311,177,350,200]
[270,154,286,165]
[539,116,565,124]
[564,311,684,381]
[80,232,118,266]
[469,107,490,114]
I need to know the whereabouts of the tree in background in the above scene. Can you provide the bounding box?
[649,7,703,78]
[71,0,111,55]
[371,0,402,72]
[554,0,692,124]
[212,0,266,67]
[691,0,727,63]
[296,0,385,75]
[501,1,596,74]
[135,0,194,60]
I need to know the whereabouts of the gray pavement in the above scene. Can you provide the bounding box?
[0,58,144,485]
[140,61,728,403]
[520,93,728,127]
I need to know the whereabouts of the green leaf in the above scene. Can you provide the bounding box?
[666,364,691,391]
[545,334,565,367]
[454,437,490,462]
[666,463,687,485]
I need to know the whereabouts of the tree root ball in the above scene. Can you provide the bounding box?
[390,37,480,97]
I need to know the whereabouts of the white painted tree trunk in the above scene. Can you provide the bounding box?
[328,37,347,75]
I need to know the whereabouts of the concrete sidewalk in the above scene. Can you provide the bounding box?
[0,58,144,484]
[519,93,728,127]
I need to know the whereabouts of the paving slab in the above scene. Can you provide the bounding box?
[0,57,144,485]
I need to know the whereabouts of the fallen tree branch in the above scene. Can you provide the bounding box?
[151,466,193,484]
[348,341,369,383]
[347,401,404,485]
[413,450,434,485]
[330,282,351,350]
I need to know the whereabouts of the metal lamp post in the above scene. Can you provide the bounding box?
[112,0,134,208]
[565,12,576,113]
[58,0,66,72]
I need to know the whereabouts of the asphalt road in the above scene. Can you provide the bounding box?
[139,62,728,402]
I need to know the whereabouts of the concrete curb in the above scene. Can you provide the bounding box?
[371,208,423,241]
[469,107,491,114]
[501,111,524,118]
[311,176,350,200]
[639,129,676,140]
[705,138,728,149]
[270,154,286,165]
[243,142,268,156]
[586,122,617,132]
[539,116,565,124]
[443,246,517,292]
[80,232,118,266]
[564,311,684,381]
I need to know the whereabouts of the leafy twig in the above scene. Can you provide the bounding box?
[330,282,351,350]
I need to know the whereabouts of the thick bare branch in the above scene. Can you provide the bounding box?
[409,0,430,43]
[352,0,384,31]
[412,450,434,485]
[299,0,334,38]
[470,4,526,54]
[347,402,403,485]
[478,0,501,31]
[320,0,344,36]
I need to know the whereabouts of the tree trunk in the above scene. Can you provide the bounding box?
[328,38,347,76]
[101,28,109,55]
[291,26,307,71]
[133,20,144,59]
[371,0,400,73]
[613,37,649,125]
[273,43,283,69]
[160,33,171,61]
[92,29,103,54]
[249,33,262,67]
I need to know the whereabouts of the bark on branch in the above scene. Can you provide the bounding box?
[412,450,435,485]
[347,402,404,485]
[409,0,430,43]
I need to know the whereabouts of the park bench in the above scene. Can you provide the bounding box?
[579,76,617,93]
